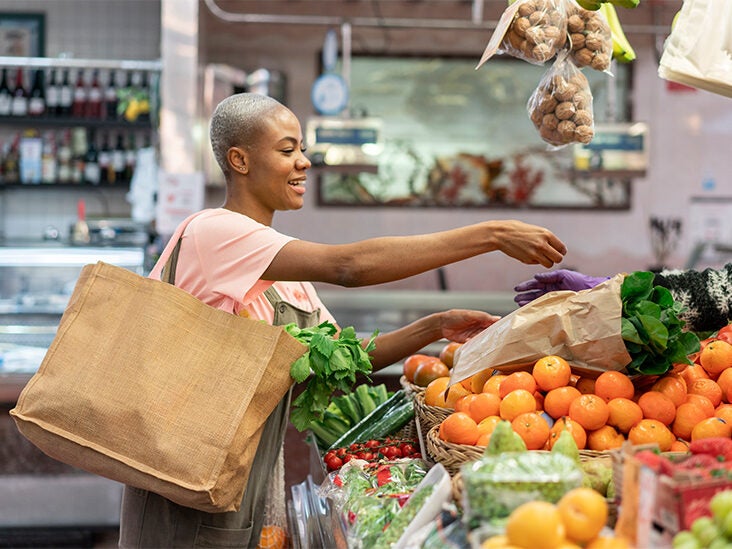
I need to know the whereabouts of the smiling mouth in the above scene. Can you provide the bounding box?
[289,179,306,187]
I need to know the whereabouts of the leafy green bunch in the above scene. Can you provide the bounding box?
[621,271,700,375]
[286,321,377,431]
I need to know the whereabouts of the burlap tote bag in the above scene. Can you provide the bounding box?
[9,260,306,513]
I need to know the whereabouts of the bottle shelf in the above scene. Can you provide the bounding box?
[0,181,131,190]
[0,115,153,130]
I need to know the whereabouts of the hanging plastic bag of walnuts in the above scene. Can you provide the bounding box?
[527,51,595,147]
[500,0,568,65]
[564,0,613,73]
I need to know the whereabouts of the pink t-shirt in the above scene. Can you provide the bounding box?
[152,208,336,325]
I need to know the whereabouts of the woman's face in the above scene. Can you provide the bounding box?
[245,106,311,215]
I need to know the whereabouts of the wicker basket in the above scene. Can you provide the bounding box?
[413,391,452,436]
[399,375,425,396]
[425,424,484,476]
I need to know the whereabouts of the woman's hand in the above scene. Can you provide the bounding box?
[438,309,500,342]
[489,220,568,268]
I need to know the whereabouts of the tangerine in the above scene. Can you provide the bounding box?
[568,394,610,431]
[715,367,732,403]
[499,371,537,399]
[445,383,473,409]
[700,339,732,375]
[628,418,675,451]
[499,389,537,421]
[413,360,450,387]
[258,524,287,549]
[637,391,677,426]
[544,386,582,419]
[680,363,710,387]
[691,416,732,441]
[587,424,625,451]
[688,378,724,408]
[673,401,714,441]
[439,411,480,445]
[549,416,587,450]
[467,391,501,423]
[477,415,502,436]
[585,536,633,549]
[533,355,572,392]
[557,487,608,544]
[651,375,688,408]
[594,371,635,402]
[423,377,450,408]
[468,368,495,394]
[454,394,478,414]
[482,374,507,396]
[575,377,596,395]
[505,500,566,549]
[716,403,732,424]
[439,341,462,368]
[512,411,552,450]
[669,438,690,452]
[606,397,643,434]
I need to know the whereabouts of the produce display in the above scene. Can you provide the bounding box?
[672,490,732,549]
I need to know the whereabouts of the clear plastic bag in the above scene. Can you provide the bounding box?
[500,0,568,65]
[527,51,595,147]
[565,0,613,73]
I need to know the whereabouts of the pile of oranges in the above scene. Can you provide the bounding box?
[413,333,732,453]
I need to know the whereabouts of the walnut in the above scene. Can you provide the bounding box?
[539,124,560,144]
[507,29,525,49]
[573,109,593,127]
[533,0,552,12]
[554,81,577,101]
[555,101,576,120]
[567,14,585,33]
[542,113,559,130]
[532,43,553,61]
[525,26,546,45]
[557,120,577,142]
[518,1,535,17]
[570,73,589,88]
[538,94,558,113]
[573,91,591,110]
[529,10,549,27]
[576,125,595,143]
[551,74,568,89]
[585,34,605,52]
[513,16,531,38]
[570,32,586,50]
[591,52,611,71]
[573,48,595,67]
[585,16,607,34]
[530,107,544,126]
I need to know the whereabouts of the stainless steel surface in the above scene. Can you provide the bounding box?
[0,246,145,268]
[0,56,162,71]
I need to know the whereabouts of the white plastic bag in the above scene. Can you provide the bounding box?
[658,0,732,98]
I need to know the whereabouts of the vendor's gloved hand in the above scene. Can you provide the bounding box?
[513,269,610,307]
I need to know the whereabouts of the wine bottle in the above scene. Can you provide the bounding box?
[84,130,100,185]
[10,68,28,117]
[0,68,11,116]
[112,132,125,182]
[124,133,136,181]
[71,69,87,118]
[86,69,102,118]
[98,132,112,184]
[71,127,86,183]
[56,130,72,184]
[58,69,73,116]
[104,70,118,120]
[3,132,20,184]
[28,69,46,117]
[41,131,57,184]
[45,69,59,116]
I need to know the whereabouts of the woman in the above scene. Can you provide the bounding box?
[119,92,568,548]
[513,267,732,332]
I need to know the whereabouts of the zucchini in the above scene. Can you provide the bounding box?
[328,390,406,450]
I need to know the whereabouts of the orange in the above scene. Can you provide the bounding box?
[499,371,538,399]
[533,355,572,392]
[403,354,439,383]
[628,418,675,451]
[670,439,690,452]
[454,393,478,414]
[439,341,462,369]
[258,524,287,549]
[534,390,545,412]
[445,383,472,409]
[476,432,491,446]
[585,536,633,549]
[469,368,495,394]
[413,360,450,387]
[439,411,480,445]
[587,424,625,451]
[673,401,714,441]
[688,378,724,408]
[468,392,501,423]
[691,416,732,441]
[499,389,537,421]
[482,374,507,396]
[423,377,450,407]
[700,339,732,375]
[544,386,582,419]
[505,500,566,549]
[606,397,643,434]
[716,367,732,403]
[594,371,635,402]
[685,393,716,417]
[637,391,677,426]
[557,487,608,544]
[549,416,587,450]
[575,377,596,395]
[568,394,610,431]
[651,375,688,408]
[680,363,710,387]
[716,403,732,424]
[512,412,551,450]
[477,415,502,435]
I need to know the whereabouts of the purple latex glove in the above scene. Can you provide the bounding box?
[513,269,610,307]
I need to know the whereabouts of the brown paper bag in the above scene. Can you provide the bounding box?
[9,261,306,513]
[452,274,631,383]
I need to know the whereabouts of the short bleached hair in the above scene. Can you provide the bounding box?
[209,93,284,178]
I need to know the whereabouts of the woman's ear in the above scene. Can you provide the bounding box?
[227,147,248,175]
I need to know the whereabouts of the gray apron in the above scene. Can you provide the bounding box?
[119,287,320,548]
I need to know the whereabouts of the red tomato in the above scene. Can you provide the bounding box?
[399,443,416,457]
[718,325,732,344]
[324,455,343,471]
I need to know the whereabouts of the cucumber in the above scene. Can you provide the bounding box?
[328,390,406,450]
[355,399,415,443]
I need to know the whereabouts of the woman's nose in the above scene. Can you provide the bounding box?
[297,152,311,170]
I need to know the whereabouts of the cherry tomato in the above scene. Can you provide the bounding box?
[364,439,380,449]
[400,443,416,457]
[342,454,354,464]
[324,450,337,462]
[336,448,346,459]
[324,455,343,471]
[361,451,375,461]
[349,443,362,452]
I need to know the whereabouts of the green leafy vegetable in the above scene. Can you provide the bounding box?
[620,271,700,376]
[286,321,377,431]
